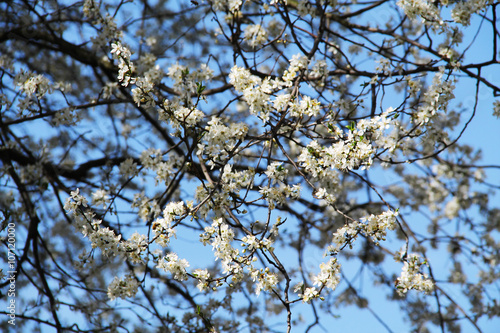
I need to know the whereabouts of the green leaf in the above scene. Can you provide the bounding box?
[196,81,206,96]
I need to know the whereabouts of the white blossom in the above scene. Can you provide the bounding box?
[92,189,110,209]
[300,287,319,303]
[244,24,268,47]
[107,275,140,300]
[395,253,434,295]
[157,252,190,281]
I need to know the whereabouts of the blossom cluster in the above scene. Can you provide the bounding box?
[244,24,268,47]
[210,0,242,13]
[65,189,122,257]
[229,54,320,123]
[193,268,211,291]
[295,259,341,303]
[111,42,136,87]
[107,275,140,301]
[313,258,341,291]
[398,0,491,30]
[298,136,373,173]
[251,267,279,296]
[200,218,242,277]
[328,210,399,254]
[165,62,214,103]
[65,189,205,297]
[296,109,400,176]
[157,252,190,281]
[221,164,255,194]
[412,67,456,126]
[151,201,184,247]
[197,117,248,168]
[131,192,161,222]
[451,0,491,26]
[13,69,73,123]
[395,252,434,295]
[15,70,52,98]
[259,183,301,210]
[397,0,444,30]
[83,0,123,48]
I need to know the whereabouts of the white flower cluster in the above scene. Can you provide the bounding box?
[299,286,319,303]
[244,24,268,48]
[355,110,399,152]
[138,149,182,186]
[74,250,94,271]
[444,196,460,219]
[405,75,422,96]
[120,232,148,264]
[375,58,391,75]
[251,267,279,296]
[283,54,309,85]
[309,59,328,86]
[395,253,434,295]
[87,219,122,256]
[139,148,163,169]
[82,0,99,19]
[399,0,490,31]
[360,210,399,244]
[83,0,123,49]
[259,183,301,210]
[290,95,321,117]
[210,0,242,13]
[296,0,316,17]
[64,188,88,213]
[192,269,211,291]
[328,210,399,254]
[229,54,319,123]
[166,62,214,102]
[15,70,52,98]
[111,42,136,87]
[264,162,288,185]
[92,189,111,209]
[221,164,255,194]
[151,201,185,247]
[171,106,205,129]
[397,0,445,31]
[13,68,77,122]
[241,234,273,252]
[132,73,156,107]
[229,66,274,121]
[312,258,341,290]
[119,158,139,179]
[413,67,455,125]
[114,50,164,109]
[200,217,277,295]
[298,135,373,173]
[193,163,254,219]
[52,107,80,126]
[451,0,491,26]
[102,81,118,100]
[260,160,300,210]
[297,257,342,303]
[314,186,337,205]
[200,218,243,277]
[107,275,140,301]
[65,189,149,260]
[197,117,248,167]
[131,192,161,222]
[65,189,218,298]
[323,111,393,168]
[157,252,190,281]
